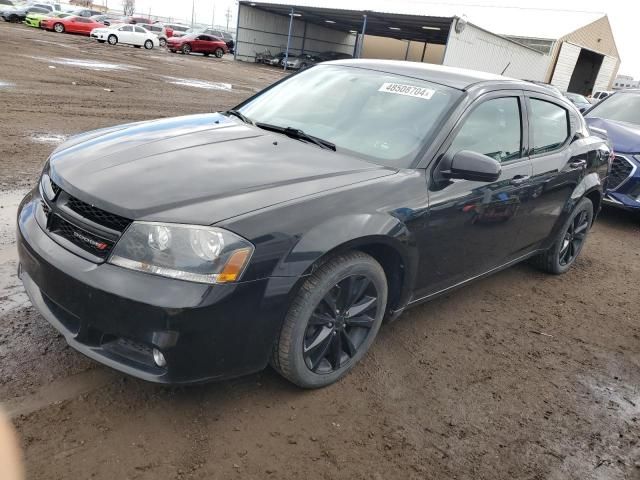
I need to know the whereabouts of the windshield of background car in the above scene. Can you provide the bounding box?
[238,65,462,167]
[585,93,640,126]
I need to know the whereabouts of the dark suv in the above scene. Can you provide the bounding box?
[17,61,610,388]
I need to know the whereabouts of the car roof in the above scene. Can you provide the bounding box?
[324,59,536,91]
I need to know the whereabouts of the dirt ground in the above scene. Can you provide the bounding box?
[1,23,639,480]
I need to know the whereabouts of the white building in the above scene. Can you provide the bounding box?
[613,75,639,90]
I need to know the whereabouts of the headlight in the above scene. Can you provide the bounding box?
[109,222,254,284]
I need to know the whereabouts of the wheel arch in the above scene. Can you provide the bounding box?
[274,214,418,318]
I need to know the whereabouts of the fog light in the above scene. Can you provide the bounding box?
[153,348,167,367]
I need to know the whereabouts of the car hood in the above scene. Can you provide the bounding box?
[49,113,396,225]
[585,117,640,153]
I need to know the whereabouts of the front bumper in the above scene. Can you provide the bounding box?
[604,155,640,210]
[17,191,295,384]
[24,18,40,27]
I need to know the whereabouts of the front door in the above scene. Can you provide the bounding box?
[415,92,534,297]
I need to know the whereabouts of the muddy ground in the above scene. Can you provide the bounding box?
[1,23,639,480]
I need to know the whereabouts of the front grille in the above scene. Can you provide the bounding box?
[608,156,634,190]
[66,196,131,232]
[50,215,115,258]
[42,177,130,260]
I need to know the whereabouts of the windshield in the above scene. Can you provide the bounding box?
[238,65,461,167]
[565,92,588,103]
[585,93,640,126]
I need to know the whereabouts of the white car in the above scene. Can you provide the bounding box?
[90,24,160,49]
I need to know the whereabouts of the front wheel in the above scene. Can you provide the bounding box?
[214,47,224,58]
[53,22,64,33]
[531,197,594,274]
[159,38,166,47]
[271,251,387,388]
[107,34,117,45]
[182,44,191,54]
[144,39,153,50]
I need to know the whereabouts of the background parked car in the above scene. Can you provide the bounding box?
[588,90,613,104]
[1,4,56,23]
[139,23,168,47]
[285,53,322,70]
[69,8,103,18]
[90,24,160,49]
[46,15,104,35]
[584,90,640,211]
[317,51,353,61]
[268,51,287,66]
[563,92,591,112]
[166,33,228,57]
[90,14,122,27]
[164,23,189,37]
[178,27,235,52]
[126,15,151,24]
[39,12,74,30]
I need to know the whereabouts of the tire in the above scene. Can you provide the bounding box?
[97,39,105,43]
[531,197,594,274]
[134,45,141,48]
[182,43,191,54]
[214,47,224,58]
[9,15,20,23]
[203,52,210,57]
[159,38,166,47]
[144,39,153,50]
[107,34,117,45]
[53,22,64,33]
[271,251,388,388]
[169,49,176,53]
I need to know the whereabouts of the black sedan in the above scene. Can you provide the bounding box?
[17,60,611,388]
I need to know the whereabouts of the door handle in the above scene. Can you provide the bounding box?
[510,175,530,186]
[569,160,587,169]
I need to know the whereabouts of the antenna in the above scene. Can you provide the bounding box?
[501,62,511,75]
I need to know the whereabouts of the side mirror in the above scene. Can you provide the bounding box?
[440,150,502,183]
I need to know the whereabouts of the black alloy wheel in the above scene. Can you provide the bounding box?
[271,251,387,388]
[531,197,593,274]
[558,208,590,267]
[303,275,379,374]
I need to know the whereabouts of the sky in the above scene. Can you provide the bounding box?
[126,0,638,77]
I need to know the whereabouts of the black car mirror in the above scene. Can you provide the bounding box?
[440,150,501,183]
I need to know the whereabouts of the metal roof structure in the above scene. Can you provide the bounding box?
[240,1,454,44]
[241,0,606,42]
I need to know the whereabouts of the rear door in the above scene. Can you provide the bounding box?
[518,92,589,249]
[134,26,147,45]
[118,25,133,44]
[418,91,533,296]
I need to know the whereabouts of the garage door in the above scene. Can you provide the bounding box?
[593,55,617,92]
[550,42,581,91]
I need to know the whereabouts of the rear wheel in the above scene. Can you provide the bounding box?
[144,39,153,50]
[53,22,64,33]
[182,43,191,54]
[531,197,594,274]
[107,34,117,45]
[214,47,224,58]
[159,38,166,47]
[271,251,387,388]
[8,14,20,23]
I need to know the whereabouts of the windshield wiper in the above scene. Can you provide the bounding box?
[255,122,336,151]
[225,109,254,125]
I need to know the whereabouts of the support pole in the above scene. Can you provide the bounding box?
[357,14,367,58]
[404,40,411,60]
[284,7,294,71]
[421,41,427,63]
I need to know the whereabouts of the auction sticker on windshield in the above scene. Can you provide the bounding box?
[378,83,435,100]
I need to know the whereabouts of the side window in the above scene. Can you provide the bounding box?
[449,97,522,162]
[529,98,569,155]
[120,25,132,32]
[135,26,145,33]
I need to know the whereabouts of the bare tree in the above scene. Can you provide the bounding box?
[122,0,135,15]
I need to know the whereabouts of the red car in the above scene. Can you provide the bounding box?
[42,15,103,35]
[166,33,228,57]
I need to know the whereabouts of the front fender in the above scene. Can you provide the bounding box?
[274,212,417,277]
